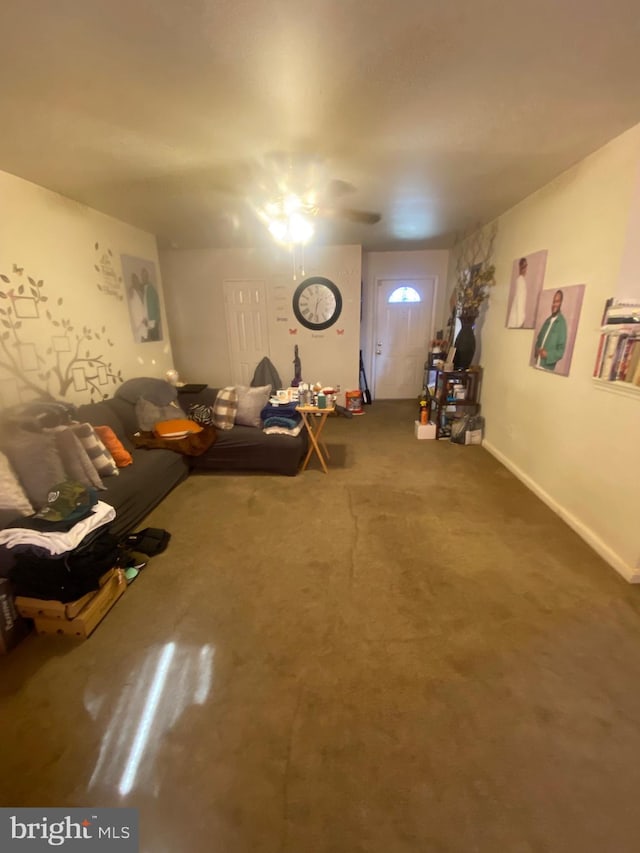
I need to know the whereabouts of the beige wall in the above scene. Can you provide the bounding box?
[0,170,172,408]
[159,244,361,394]
[477,124,640,581]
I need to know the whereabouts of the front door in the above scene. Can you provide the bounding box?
[373,278,435,399]
[224,280,269,386]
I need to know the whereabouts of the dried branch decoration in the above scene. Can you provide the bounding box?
[452,222,498,318]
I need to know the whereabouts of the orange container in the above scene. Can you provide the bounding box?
[345,390,363,413]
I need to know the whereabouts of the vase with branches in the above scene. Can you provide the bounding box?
[449,223,498,368]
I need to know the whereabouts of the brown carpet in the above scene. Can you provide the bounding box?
[2,399,640,853]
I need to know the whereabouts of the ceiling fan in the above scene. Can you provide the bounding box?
[211,151,382,242]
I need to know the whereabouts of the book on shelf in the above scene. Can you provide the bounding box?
[593,332,607,377]
[599,334,621,380]
[617,338,637,381]
[624,340,640,383]
[609,334,630,380]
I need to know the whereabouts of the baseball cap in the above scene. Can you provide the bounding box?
[34,480,98,523]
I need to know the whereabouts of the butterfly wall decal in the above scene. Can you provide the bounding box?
[13,264,24,275]
[289,328,298,335]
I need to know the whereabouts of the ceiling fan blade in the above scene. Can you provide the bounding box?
[325,178,357,199]
[335,207,382,225]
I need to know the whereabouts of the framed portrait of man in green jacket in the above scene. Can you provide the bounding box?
[530,285,585,377]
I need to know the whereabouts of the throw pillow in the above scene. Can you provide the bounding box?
[153,418,203,438]
[188,403,215,426]
[94,425,133,467]
[235,384,272,428]
[0,450,34,521]
[46,426,106,490]
[2,430,67,508]
[212,386,238,430]
[135,397,183,432]
[70,422,119,478]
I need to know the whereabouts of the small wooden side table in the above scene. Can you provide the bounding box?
[297,405,335,473]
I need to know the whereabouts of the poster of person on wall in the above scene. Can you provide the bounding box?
[530,284,585,377]
[121,255,163,343]
[505,249,548,329]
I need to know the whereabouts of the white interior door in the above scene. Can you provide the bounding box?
[224,280,269,386]
[373,278,435,399]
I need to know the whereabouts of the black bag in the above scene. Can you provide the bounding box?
[123,527,171,556]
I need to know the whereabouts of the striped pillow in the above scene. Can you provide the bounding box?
[70,422,119,478]
[0,450,34,524]
[188,403,215,426]
[212,387,238,430]
[46,426,105,490]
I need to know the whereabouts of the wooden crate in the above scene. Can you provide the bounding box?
[32,570,126,639]
[15,569,115,621]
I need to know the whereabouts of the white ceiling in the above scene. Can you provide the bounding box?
[2,0,640,252]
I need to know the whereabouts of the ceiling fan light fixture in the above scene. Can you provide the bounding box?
[268,218,288,243]
[288,211,314,244]
[259,193,315,246]
[283,193,302,216]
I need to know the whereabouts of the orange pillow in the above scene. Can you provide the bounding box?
[94,425,133,467]
[153,418,203,439]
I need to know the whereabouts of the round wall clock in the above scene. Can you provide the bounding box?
[292,276,343,331]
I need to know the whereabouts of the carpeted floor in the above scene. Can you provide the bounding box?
[2,399,640,852]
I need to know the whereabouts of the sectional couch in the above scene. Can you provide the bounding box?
[1,377,308,543]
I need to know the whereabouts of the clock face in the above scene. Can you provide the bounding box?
[293,277,343,330]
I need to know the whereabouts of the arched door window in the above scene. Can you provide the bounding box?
[388,286,421,303]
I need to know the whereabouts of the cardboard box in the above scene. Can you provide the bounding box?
[414,420,437,440]
[33,570,126,639]
[465,428,483,445]
[15,569,115,621]
[0,577,31,654]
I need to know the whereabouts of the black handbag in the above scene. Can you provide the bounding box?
[123,527,171,556]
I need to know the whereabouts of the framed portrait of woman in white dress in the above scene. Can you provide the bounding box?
[505,249,548,330]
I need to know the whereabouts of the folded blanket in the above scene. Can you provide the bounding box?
[132,425,217,456]
[263,422,304,437]
[260,402,300,421]
[263,416,300,430]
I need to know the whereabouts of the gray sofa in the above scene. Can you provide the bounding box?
[1,377,306,543]
[78,378,307,528]
[178,385,306,477]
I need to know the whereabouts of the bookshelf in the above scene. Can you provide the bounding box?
[430,368,482,439]
[592,299,640,395]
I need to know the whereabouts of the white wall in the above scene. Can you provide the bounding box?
[159,244,361,395]
[362,250,449,393]
[0,170,172,408]
[477,124,640,581]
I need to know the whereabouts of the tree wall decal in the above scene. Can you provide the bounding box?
[0,266,123,401]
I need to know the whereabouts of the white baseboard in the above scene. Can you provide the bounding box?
[482,439,640,584]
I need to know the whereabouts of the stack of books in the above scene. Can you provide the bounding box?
[594,299,640,385]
